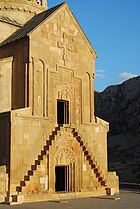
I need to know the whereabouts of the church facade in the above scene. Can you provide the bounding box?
[0,0,119,204]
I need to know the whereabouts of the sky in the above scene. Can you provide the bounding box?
[48,0,140,92]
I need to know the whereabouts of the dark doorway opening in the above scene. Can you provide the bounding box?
[57,100,69,125]
[55,166,69,192]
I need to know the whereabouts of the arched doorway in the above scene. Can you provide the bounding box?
[55,148,76,192]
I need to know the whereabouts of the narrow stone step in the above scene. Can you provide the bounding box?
[72,127,75,132]
[16,186,22,192]
[80,141,84,146]
[89,159,93,165]
[98,176,103,182]
[46,140,52,146]
[96,172,101,178]
[44,145,49,151]
[52,130,57,135]
[41,150,46,156]
[49,135,54,141]
[15,127,60,196]
[73,132,78,137]
[94,168,99,173]
[55,127,60,131]
[28,170,33,176]
[73,129,107,188]
[91,164,96,169]
[31,165,37,171]
[24,175,30,181]
[82,146,86,151]
[20,181,26,187]
[101,181,106,186]
[58,124,63,127]
[86,155,91,160]
[35,160,40,165]
[84,150,89,156]
[76,136,81,142]
[38,155,43,161]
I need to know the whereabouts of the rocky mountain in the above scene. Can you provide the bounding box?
[94,76,140,183]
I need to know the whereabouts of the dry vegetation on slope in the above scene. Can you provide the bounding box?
[95,76,140,183]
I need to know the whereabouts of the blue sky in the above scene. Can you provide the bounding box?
[48,0,140,92]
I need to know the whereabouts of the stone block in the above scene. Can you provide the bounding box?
[0,194,5,203]
[106,187,116,196]
[0,1,119,203]
[11,195,24,204]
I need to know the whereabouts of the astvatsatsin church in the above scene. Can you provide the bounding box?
[0,0,119,204]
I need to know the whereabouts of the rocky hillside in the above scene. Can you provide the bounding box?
[95,76,140,183]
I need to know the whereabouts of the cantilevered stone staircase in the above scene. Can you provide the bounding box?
[72,130,107,187]
[16,126,61,193]
[13,125,107,202]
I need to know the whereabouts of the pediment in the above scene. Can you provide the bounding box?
[0,2,97,59]
[28,3,97,58]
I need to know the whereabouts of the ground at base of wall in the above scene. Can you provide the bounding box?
[7,189,109,205]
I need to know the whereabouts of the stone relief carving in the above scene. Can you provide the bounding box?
[58,89,69,100]
[55,147,75,165]
[57,32,74,66]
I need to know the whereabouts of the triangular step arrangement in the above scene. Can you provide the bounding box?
[16,125,62,193]
[72,129,107,187]
[15,125,106,196]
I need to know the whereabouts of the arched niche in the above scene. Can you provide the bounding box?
[54,147,76,192]
[82,72,92,123]
[32,58,48,117]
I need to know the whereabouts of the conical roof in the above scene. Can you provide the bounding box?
[0,0,47,25]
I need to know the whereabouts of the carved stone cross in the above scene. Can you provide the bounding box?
[57,32,74,66]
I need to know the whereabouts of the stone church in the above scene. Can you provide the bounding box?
[0,0,119,204]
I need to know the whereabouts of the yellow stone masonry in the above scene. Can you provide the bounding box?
[0,1,119,204]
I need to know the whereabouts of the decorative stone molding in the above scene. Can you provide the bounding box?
[0,6,37,14]
[55,147,76,165]
[58,89,70,101]
[0,0,47,25]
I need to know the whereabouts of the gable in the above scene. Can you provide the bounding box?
[0,2,97,58]
[29,6,97,122]
[30,3,97,59]
[62,4,97,58]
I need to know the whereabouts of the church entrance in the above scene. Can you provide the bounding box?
[57,100,69,124]
[54,148,76,193]
[55,166,69,192]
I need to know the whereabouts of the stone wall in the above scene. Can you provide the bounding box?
[10,107,54,192]
[0,112,10,169]
[0,22,20,44]
[29,5,96,124]
[0,166,8,202]
[0,57,13,113]
[0,38,29,110]
[76,117,109,175]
